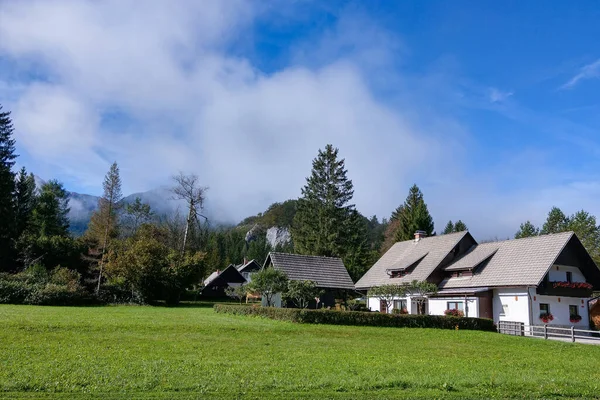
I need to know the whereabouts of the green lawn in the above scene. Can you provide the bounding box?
[0,305,599,399]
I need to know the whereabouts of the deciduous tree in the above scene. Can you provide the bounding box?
[248,267,288,307]
[367,284,406,313]
[284,280,322,309]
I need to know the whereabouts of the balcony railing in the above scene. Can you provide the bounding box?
[536,281,594,297]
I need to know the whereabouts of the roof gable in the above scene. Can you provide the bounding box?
[265,252,355,290]
[237,259,261,273]
[355,231,474,289]
[203,264,246,288]
[440,232,584,289]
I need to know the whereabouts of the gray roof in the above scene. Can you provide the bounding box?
[266,252,355,290]
[444,245,499,271]
[440,232,574,289]
[203,271,219,286]
[237,260,261,273]
[355,231,470,290]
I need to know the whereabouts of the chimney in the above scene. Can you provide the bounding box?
[243,257,248,265]
[414,230,427,242]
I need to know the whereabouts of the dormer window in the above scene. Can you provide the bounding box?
[390,270,408,278]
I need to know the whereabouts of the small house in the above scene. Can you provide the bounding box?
[201,264,246,298]
[262,252,355,308]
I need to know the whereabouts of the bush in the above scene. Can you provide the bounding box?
[444,309,465,317]
[214,304,496,331]
[24,283,96,306]
[0,278,35,304]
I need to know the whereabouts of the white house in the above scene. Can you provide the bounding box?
[355,230,600,327]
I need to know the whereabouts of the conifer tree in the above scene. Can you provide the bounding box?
[30,180,70,237]
[443,221,454,234]
[292,144,369,279]
[0,105,17,270]
[453,220,468,232]
[87,162,122,292]
[541,207,569,234]
[514,221,539,239]
[14,167,36,239]
[391,184,434,242]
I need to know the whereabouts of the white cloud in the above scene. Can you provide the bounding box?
[1,0,599,239]
[560,59,600,89]
[488,87,513,103]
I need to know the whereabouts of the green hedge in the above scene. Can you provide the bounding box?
[213,304,496,331]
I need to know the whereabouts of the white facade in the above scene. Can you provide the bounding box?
[368,262,591,327]
[429,297,479,318]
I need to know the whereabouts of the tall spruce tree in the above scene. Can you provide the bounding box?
[442,220,454,234]
[87,162,122,292]
[0,105,17,270]
[14,167,36,239]
[391,184,435,242]
[292,144,369,279]
[453,220,468,232]
[30,180,70,237]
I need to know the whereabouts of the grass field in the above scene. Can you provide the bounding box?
[1,305,599,399]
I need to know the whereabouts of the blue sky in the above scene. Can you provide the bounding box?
[1,0,600,238]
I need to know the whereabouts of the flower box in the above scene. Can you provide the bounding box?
[445,309,465,317]
[570,315,582,323]
[540,313,554,324]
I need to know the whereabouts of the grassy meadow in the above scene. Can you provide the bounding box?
[1,304,599,399]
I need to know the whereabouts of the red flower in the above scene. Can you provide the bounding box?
[552,281,593,290]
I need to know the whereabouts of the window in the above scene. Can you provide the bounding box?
[390,270,407,278]
[540,303,550,315]
[566,271,572,283]
[447,301,464,311]
[569,305,579,317]
[500,304,508,316]
[393,299,407,312]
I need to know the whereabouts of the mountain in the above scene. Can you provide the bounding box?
[34,176,187,236]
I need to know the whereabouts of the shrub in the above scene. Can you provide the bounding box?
[392,308,409,315]
[213,304,496,331]
[0,278,36,304]
[444,309,465,317]
[24,283,95,306]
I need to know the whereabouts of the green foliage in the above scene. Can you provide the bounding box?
[123,197,154,236]
[0,266,93,306]
[404,280,438,315]
[515,220,540,239]
[240,200,298,228]
[244,231,272,267]
[105,224,205,305]
[214,304,496,331]
[367,284,406,313]
[30,180,70,237]
[14,167,36,239]
[0,105,17,271]
[442,220,469,235]
[247,267,288,306]
[284,280,322,308]
[292,144,370,280]
[391,184,435,242]
[541,207,570,234]
[225,284,248,304]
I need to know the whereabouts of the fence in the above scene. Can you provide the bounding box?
[498,321,600,344]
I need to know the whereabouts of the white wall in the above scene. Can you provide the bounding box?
[261,292,282,307]
[429,297,479,318]
[367,296,415,314]
[533,293,589,327]
[548,265,586,282]
[492,288,531,325]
